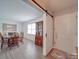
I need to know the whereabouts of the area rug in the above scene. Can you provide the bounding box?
[51,49,66,59]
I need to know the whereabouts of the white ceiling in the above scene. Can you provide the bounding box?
[0,0,43,22]
[46,0,78,13]
[30,0,77,15]
[0,0,77,22]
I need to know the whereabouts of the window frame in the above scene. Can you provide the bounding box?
[27,23,36,35]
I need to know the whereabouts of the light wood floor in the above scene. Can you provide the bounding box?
[0,39,53,59]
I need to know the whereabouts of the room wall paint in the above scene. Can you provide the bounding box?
[45,14,53,55]
[43,14,53,56]
[54,11,77,54]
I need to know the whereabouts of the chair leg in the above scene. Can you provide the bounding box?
[1,43,3,50]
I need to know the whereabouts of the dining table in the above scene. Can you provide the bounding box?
[3,36,20,47]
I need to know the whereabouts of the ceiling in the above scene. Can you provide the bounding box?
[29,0,78,15]
[0,0,43,22]
[46,0,78,13]
[0,0,77,22]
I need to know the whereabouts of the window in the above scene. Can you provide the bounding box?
[3,23,17,32]
[27,23,36,35]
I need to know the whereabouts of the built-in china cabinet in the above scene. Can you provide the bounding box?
[35,21,43,47]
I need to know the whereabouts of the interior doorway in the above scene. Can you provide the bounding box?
[24,0,54,56]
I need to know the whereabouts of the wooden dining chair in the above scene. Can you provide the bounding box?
[15,32,19,46]
[8,32,19,47]
[75,47,78,59]
[0,32,8,50]
[8,37,14,47]
[19,32,24,43]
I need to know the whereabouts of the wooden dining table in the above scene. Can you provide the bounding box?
[3,36,20,47]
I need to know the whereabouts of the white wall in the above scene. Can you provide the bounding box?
[54,11,77,54]
[43,14,53,56]
[46,15,53,55]
[22,17,43,42]
[0,18,21,33]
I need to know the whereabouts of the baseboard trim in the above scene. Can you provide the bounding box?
[46,48,67,58]
[46,48,78,59]
[46,48,53,56]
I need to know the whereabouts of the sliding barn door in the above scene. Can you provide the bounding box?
[43,14,54,56]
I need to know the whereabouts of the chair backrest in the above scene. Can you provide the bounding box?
[0,32,4,42]
[75,47,78,59]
